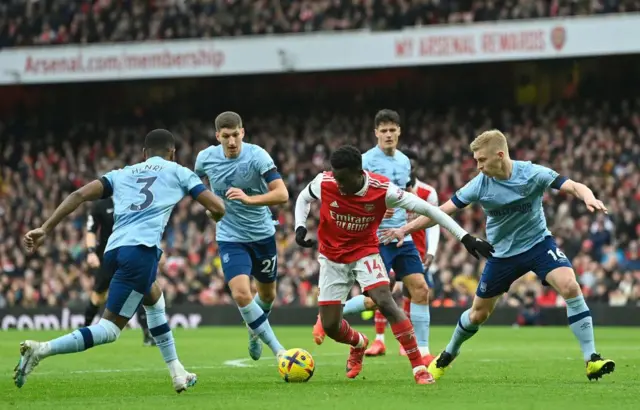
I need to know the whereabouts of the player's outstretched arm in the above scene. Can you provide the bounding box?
[380,199,459,245]
[408,200,459,235]
[533,163,608,213]
[24,179,108,253]
[384,185,494,259]
[557,179,608,214]
[195,190,226,222]
[294,174,322,248]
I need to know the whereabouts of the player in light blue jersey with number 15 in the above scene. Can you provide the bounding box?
[382,129,615,382]
[16,129,226,393]
[195,111,289,363]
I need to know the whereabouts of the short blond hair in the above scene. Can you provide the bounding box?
[470,129,508,153]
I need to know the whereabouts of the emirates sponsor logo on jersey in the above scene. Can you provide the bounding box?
[364,204,375,212]
[329,210,376,232]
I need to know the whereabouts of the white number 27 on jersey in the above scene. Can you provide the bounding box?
[261,255,277,277]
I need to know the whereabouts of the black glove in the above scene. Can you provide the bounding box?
[295,226,316,248]
[461,234,494,259]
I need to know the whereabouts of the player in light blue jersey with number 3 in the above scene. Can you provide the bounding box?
[382,129,615,381]
[16,130,226,393]
[195,111,289,362]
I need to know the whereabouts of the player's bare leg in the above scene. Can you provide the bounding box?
[229,275,285,361]
[367,285,434,385]
[318,304,369,379]
[249,281,278,360]
[429,294,500,380]
[545,267,615,380]
[312,287,326,344]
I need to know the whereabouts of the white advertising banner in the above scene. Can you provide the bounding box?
[0,14,638,84]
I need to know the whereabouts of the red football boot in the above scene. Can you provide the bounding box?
[364,339,386,356]
[346,334,369,378]
[414,368,436,385]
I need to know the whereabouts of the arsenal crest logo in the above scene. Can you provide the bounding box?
[550,26,566,51]
[364,204,375,212]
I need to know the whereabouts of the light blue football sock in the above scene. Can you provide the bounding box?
[239,300,284,355]
[410,302,430,351]
[445,309,479,356]
[48,318,120,356]
[343,295,366,316]
[254,293,273,317]
[144,294,178,363]
[565,295,596,361]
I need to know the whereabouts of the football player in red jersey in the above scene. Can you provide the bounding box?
[294,145,493,384]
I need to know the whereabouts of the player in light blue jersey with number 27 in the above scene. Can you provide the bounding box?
[382,129,615,381]
[16,129,226,393]
[195,111,289,363]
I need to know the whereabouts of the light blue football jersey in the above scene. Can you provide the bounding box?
[362,146,412,240]
[452,160,565,258]
[102,156,205,253]
[195,142,278,243]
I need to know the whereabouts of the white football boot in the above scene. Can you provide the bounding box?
[14,340,48,388]
[169,361,197,393]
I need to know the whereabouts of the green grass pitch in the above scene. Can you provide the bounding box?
[1,326,638,410]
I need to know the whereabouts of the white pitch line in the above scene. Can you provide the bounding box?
[223,358,254,368]
[223,352,347,368]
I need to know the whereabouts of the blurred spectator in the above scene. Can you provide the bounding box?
[1,0,637,48]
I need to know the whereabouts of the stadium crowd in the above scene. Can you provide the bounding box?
[0,0,636,48]
[1,99,640,311]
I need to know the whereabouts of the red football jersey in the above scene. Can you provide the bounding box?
[318,171,391,264]
[408,179,438,261]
